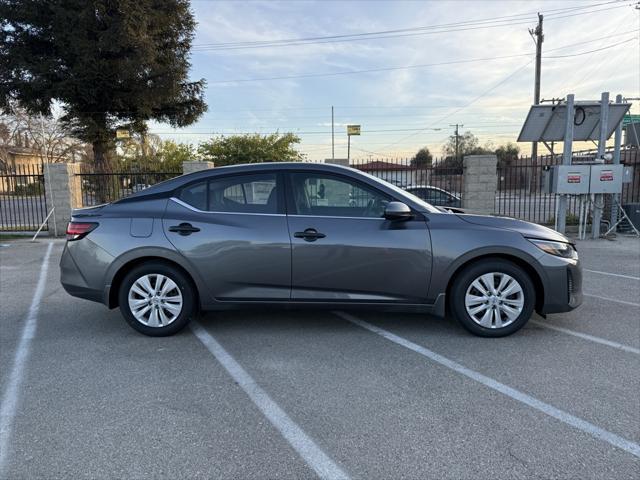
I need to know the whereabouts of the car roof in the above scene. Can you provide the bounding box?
[406,185,448,192]
[115,161,442,213]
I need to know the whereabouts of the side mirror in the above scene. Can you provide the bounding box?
[384,201,413,221]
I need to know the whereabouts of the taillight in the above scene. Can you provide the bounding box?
[66,222,98,241]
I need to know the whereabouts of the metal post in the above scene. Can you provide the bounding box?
[41,115,58,236]
[531,13,543,163]
[557,94,574,234]
[592,91,609,239]
[455,124,459,162]
[611,94,623,227]
[347,134,351,163]
[450,124,463,163]
[331,106,335,160]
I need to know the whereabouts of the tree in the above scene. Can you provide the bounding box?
[117,136,195,172]
[198,133,303,166]
[443,131,492,160]
[411,147,433,168]
[495,142,520,167]
[0,105,89,167]
[0,0,206,172]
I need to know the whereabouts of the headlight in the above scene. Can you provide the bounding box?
[529,239,578,259]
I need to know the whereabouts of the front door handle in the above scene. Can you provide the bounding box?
[294,228,326,242]
[169,223,200,236]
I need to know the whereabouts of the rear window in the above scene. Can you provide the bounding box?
[178,181,207,210]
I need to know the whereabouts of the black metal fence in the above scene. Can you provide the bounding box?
[71,149,640,225]
[77,166,182,207]
[348,157,463,206]
[0,164,48,231]
[495,147,640,225]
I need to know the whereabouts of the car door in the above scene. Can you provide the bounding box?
[163,172,291,301]
[286,171,432,303]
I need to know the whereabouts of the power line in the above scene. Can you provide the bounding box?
[192,1,626,51]
[371,59,535,154]
[207,36,637,84]
[149,124,523,136]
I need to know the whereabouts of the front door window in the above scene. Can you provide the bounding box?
[290,173,390,218]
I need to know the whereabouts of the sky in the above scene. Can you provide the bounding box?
[150,0,640,160]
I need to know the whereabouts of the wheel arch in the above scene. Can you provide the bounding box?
[106,249,203,309]
[444,252,546,314]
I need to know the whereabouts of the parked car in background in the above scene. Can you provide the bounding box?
[405,185,461,209]
[60,162,582,338]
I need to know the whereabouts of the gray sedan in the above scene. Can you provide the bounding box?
[60,162,582,337]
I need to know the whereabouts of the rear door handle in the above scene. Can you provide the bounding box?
[294,228,326,242]
[169,223,200,236]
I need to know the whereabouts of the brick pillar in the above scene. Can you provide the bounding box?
[462,155,498,215]
[43,163,82,236]
[182,161,214,174]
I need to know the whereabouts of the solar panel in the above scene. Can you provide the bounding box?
[518,102,631,142]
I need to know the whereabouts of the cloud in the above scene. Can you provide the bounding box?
[156,0,640,160]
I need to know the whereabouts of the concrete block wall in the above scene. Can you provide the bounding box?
[43,163,82,236]
[462,155,498,215]
[182,161,214,174]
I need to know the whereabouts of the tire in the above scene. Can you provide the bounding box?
[449,259,535,337]
[118,261,196,336]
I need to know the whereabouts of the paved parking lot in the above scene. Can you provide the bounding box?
[1,236,639,479]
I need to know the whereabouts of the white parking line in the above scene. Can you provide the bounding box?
[584,293,640,308]
[530,320,640,355]
[335,312,640,459]
[0,242,53,475]
[584,269,640,281]
[191,323,349,480]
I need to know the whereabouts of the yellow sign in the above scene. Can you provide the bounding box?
[347,125,361,136]
[115,129,130,139]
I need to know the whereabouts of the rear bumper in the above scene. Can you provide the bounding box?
[60,241,112,306]
[538,259,583,314]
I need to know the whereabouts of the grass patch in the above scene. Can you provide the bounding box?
[0,233,31,240]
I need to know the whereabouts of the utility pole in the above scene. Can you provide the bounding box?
[331,106,335,160]
[450,124,463,162]
[530,13,543,162]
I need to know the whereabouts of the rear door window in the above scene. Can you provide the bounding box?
[209,174,278,214]
[177,173,279,214]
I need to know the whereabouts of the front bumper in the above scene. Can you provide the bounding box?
[538,259,583,314]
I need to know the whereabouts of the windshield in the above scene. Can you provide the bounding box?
[355,170,441,213]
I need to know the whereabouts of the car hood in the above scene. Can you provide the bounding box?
[456,214,570,243]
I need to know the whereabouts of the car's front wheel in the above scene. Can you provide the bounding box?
[118,262,196,336]
[449,259,535,337]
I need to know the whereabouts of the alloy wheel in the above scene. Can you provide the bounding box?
[127,274,183,327]
[464,272,524,329]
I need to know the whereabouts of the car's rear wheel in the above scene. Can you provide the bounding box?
[449,259,535,337]
[118,262,196,336]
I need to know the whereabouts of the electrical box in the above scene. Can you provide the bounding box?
[589,164,623,194]
[552,165,591,194]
